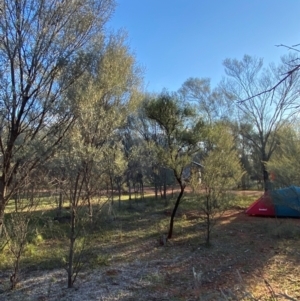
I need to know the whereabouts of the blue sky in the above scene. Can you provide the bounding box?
[108,0,300,92]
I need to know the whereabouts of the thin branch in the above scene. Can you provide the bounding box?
[239,53,300,103]
[276,43,300,53]
[239,64,300,103]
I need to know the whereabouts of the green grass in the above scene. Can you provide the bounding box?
[1,194,166,270]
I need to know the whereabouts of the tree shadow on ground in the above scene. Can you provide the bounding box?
[141,208,300,300]
[2,192,300,300]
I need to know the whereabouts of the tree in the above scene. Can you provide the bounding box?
[0,0,115,233]
[53,32,141,288]
[125,106,175,201]
[192,123,244,245]
[179,77,234,124]
[229,121,262,189]
[253,43,300,95]
[144,91,204,239]
[266,123,300,188]
[222,54,300,191]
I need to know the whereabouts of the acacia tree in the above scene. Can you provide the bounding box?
[192,123,244,245]
[0,0,115,233]
[267,123,300,188]
[145,91,204,239]
[55,33,141,288]
[222,54,300,191]
[125,108,173,201]
[179,77,234,124]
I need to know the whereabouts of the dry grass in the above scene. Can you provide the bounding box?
[0,190,300,300]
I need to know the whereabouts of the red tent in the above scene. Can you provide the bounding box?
[246,192,275,216]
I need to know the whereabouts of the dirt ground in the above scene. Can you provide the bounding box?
[2,190,300,300]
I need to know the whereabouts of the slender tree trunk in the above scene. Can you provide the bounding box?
[67,203,76,288]
[167,181,185,239]
[67,173,80,288]
[206,213,210,246]
[0,180,7,236]
[11,255,20,290]
[262,153,269,192]
[109,175,114,204]
[118,182,121,209]
[128,180,132,201]
[262,148,270,192]
[133,182,137,200]
[206,196,211,246]
[163,168,167,200]
[58,189,64,217]
[154,182,158,200]
[14,191,19,213]
[68,211,75,288]
[140,180,144,199]
[85,178,93,222]
[87,194,93,223]
[29,185,34,206]
[263,168,269,192]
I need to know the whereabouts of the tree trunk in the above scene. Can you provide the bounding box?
[0,179,7,236]
[206,213,211,246]
[110,175,114,204]
[133,182,136,200]
[128,180,132,201]
[11,257,20,290]
[88,195,93,223]
[140,180,144,199]
[262,160,269,192]
[163,168,167,200]
[58,189,64,217]
[205,196,211,246]
[68,207,76,288]
[263,168,269,191]
[14,191,19,213]
[167,181,185,239]
[154,182,158,200]
[118,182,121,209]
[85,180,93,222]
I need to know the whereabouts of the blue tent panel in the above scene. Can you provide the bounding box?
[271,186,300,217]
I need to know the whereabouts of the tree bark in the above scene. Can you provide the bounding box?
[205,196,211,246]
[0,178,7,236]
[167,181,185,239]
[109,175,114,204]
[262,151,270,192]
[263,168,269,192]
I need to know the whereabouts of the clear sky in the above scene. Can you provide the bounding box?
[107,0,300,93]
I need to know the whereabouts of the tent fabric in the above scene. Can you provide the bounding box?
[246,186,300,217]
[245,192,275,216]
[271,186,300,217]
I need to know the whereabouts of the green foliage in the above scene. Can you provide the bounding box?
[145,92,187,134]
[144,91,205,238]
[267,123,300,187]
[144,91,204,177]
[0,0,116,222]
[179,77,233,122]
[48,31,142,289]
[202,124,244,190]
[193,123,244,245]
